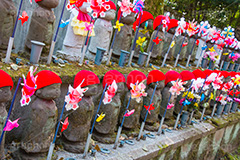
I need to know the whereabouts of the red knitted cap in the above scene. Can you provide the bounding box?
[180,70,195,82]
[221,71,230,78]
[127,70,146,89]
[102,70,125,87]
[192,69,206,79]
[36,70,62,90]
[167,19,178,32]
[74,70,100,88]
[165,70,181,85]
[0,70,13,90]
[229,71,237,78]
[153,15,165,30]
[203,69,213,76]
[133,11,154,31]
[147,70,165,85]
[102,1,116,12]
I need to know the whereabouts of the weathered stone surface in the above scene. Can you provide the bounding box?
[141,81,164,131]
[112,13,135,57]
[25,0,59,53]
[120,91,143,130]
[133,20,153,58]
[87,9,116,61]
[0,0,16,51]
[93,82,125,144]
[0,86,12,159]
[160,82,177,119]
[62,84,97,153]
[147,30,164,58]
[10,83,60,159]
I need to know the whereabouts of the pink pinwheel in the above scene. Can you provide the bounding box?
[20,67,38,106]
[198,21,209,37]
[103,80,118,105]
[206,73,217,84]
[169,79,186,96]
[65,80,88,111]
[179,98,185,106]
[234,98,240,103]
[192,78,205,93]
[4,118,20,131]
[229,52,240,63]
[162,12,170,32]
[133,0,144,14]
[84,22,94,33]
[124,109,135,117]
[212,73,223,90]
[225,37,235,47]
[118,0,134,17]
[130,80,147,103]
[226,97,232,102]
[167,103,174,109]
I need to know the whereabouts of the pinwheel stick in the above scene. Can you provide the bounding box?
[161,25,180,68]
[0,78,21,145]
[5,0,24,63]
[79,17,94,65]
[128,12,143,67]
[47,0,67,64]
[47,92,68,160]
[174,32,187,67]
[219,30,230,70]
[196,32,209,68]
[137,82,158,140]
[173,80,193,130]
[83,84,107,158]
[188,75,207,124]
[186,37,198,67]
[145,20,162,67]
[157,93,172,135]
[200,86,213,121]
[113,95,132,149]
[106,13,122,66]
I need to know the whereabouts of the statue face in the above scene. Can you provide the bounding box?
[149,81,165,90]
[223,76,231,83]
[184,80,192,88]
[0,86,12,102]
[35,83,61,100]
[117,82,125,93]
[140,19,153,30]
[37,0,59,9]
[101,9,116,21]
[121,12,135,25]
[84,84,99,97]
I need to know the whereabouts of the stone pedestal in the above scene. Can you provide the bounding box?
[25,0,59,54]
[0,0,16,51]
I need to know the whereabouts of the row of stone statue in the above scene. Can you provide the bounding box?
[3,0,239,65]
[0,68,239,159]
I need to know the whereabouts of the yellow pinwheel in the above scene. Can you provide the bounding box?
[194,103,198,108]
[234,76,240,85]
[209,47,215,52]
[136,37,146,47]
[170,41,175,48]
[114,20,124,32]
[210,93,214,100]
[139,29,149,34]
[96,113,105,122]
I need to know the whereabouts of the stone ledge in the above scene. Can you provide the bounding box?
[55,121,220,160]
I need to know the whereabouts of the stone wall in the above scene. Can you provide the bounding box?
[56,114,240,160]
